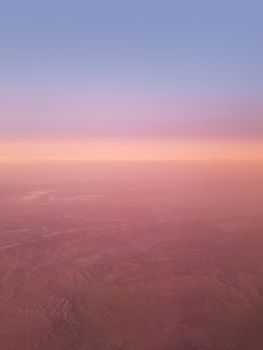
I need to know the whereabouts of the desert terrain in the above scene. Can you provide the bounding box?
[0,162,262,350]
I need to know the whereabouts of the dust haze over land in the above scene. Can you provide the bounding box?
[0,161,262,350]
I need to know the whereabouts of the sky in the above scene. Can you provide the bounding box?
[0,0,262,161]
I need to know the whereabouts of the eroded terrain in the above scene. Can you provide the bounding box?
[0,163,262,350]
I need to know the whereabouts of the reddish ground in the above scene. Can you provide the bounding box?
[0,162,262,350]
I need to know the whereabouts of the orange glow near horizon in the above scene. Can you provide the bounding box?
[0,137,263,163]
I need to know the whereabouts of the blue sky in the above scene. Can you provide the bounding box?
[0,0,262,144]
[0,0,262,98]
